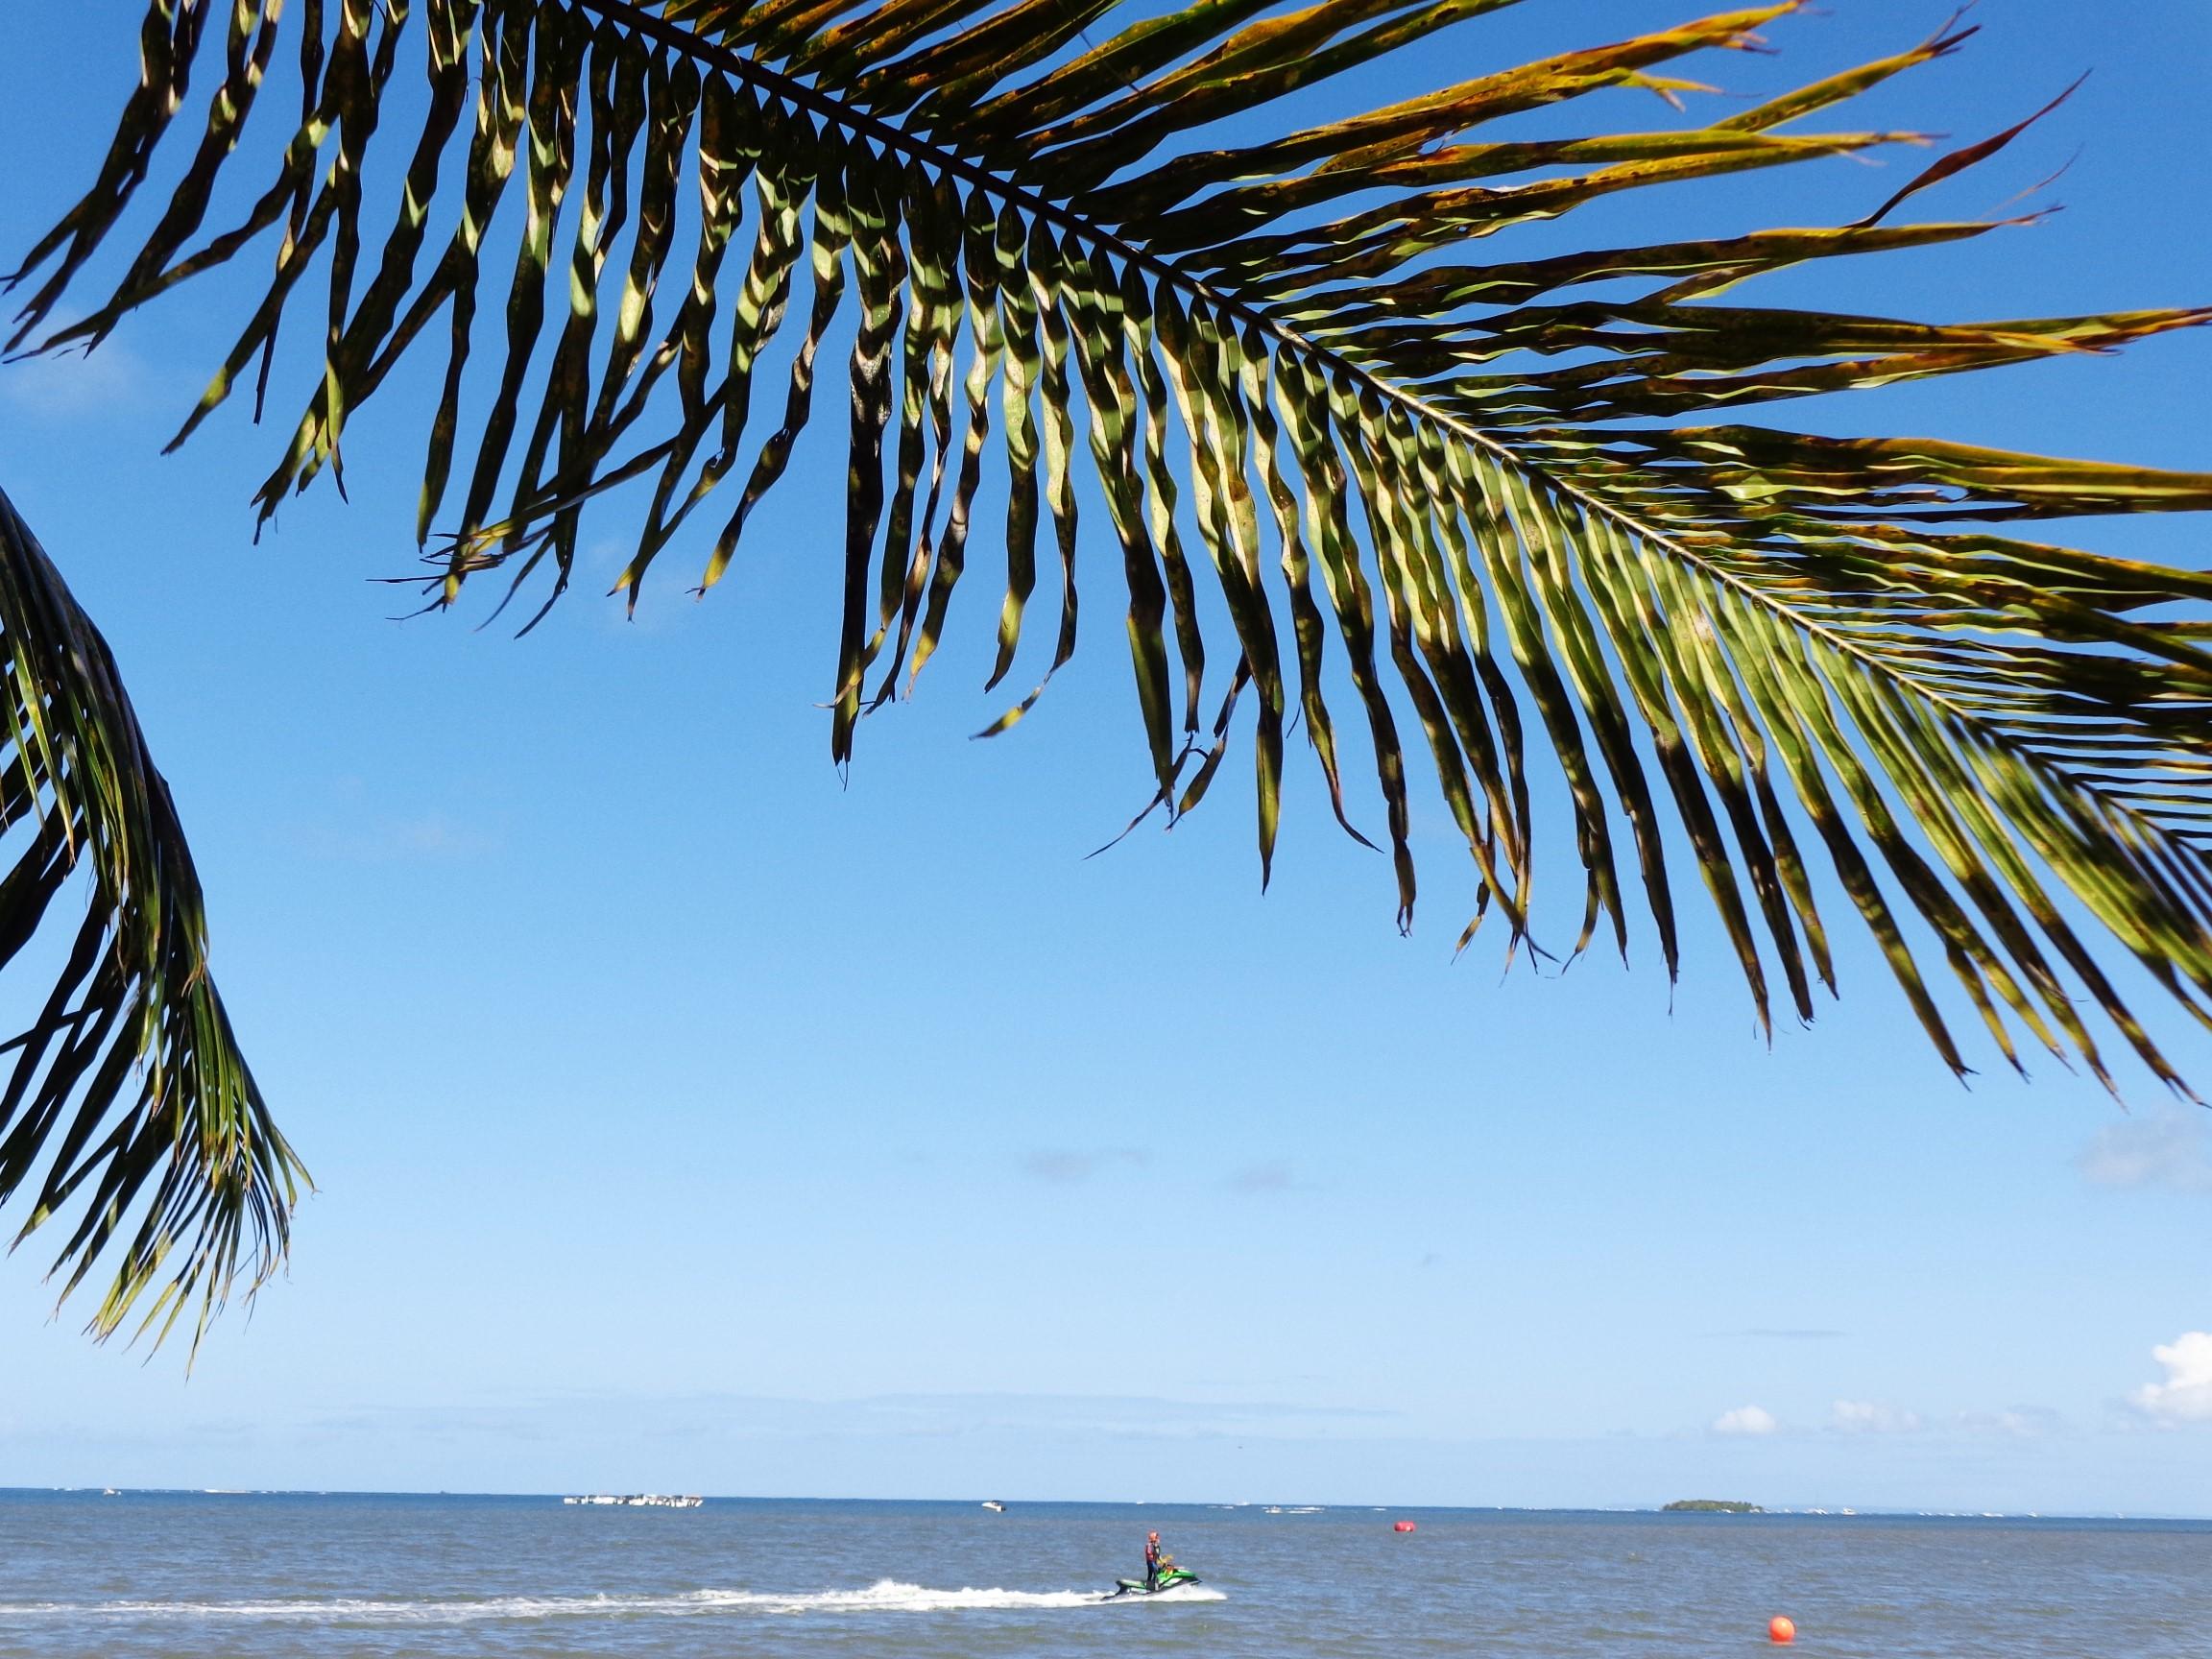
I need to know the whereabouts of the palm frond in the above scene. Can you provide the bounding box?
[9,0,2210,1093]
[0,488,306,1353]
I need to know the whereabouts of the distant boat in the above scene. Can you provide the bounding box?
[981,1501,1006,1512]
[563,1494,703,1508]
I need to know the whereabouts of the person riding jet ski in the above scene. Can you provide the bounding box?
[1109,1530,1199,1597]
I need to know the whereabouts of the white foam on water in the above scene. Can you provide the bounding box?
[0,1579,1227,1623]
[1101,1583,1227,1606]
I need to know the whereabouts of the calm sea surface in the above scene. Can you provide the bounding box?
[1,1491,2204,1657]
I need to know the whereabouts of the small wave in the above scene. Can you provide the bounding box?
[0,1579,1226,1624]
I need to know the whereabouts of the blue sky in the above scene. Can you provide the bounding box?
[1,1,2208,1514]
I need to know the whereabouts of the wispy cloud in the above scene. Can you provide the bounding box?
[1710,1405,1778,1437]
[305,1388,1399,1446]
[1953,1406,2063,1439]
[2131,1332,2212,1424]
[1020,1148,1148,1185]
[856,1392,1396,1431]
[282,808,503,863]
[1830,1399,1922,1434]
[1704,1399,2064,1440]
[1225,1159,1295,1195]
[276,779,503,863]
[2076,1110,2212,1193]
[0,337,152,419]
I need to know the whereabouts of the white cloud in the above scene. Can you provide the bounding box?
[1711,1405,1778,1437]
[2076,1110,2212,1193]
[1830,1400,1922,1434]
[2131,1332,2212,1423]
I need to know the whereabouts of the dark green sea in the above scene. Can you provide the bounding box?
[1,1490,2204,1656]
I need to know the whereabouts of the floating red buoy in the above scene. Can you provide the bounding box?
[1768,1615,1796,1645]
[1392,1520,1417,1532]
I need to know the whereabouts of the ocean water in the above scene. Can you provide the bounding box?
[1,1491,2205,1657]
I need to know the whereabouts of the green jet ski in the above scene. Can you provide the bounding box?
[1108,1566,1201,1597]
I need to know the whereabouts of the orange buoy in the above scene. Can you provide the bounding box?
[1392,1520,1417,1532]
[1768,1615,1796,1644]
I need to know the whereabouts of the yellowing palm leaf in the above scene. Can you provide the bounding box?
[1,490,305,1354]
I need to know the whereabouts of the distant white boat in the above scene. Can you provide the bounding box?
[563,1494,703,1508]
[980,1501,1006,1512]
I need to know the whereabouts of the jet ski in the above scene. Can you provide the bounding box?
[1107,1566,1202,1598]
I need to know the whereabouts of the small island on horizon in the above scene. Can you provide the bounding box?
[1662,1499,1765,1514]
